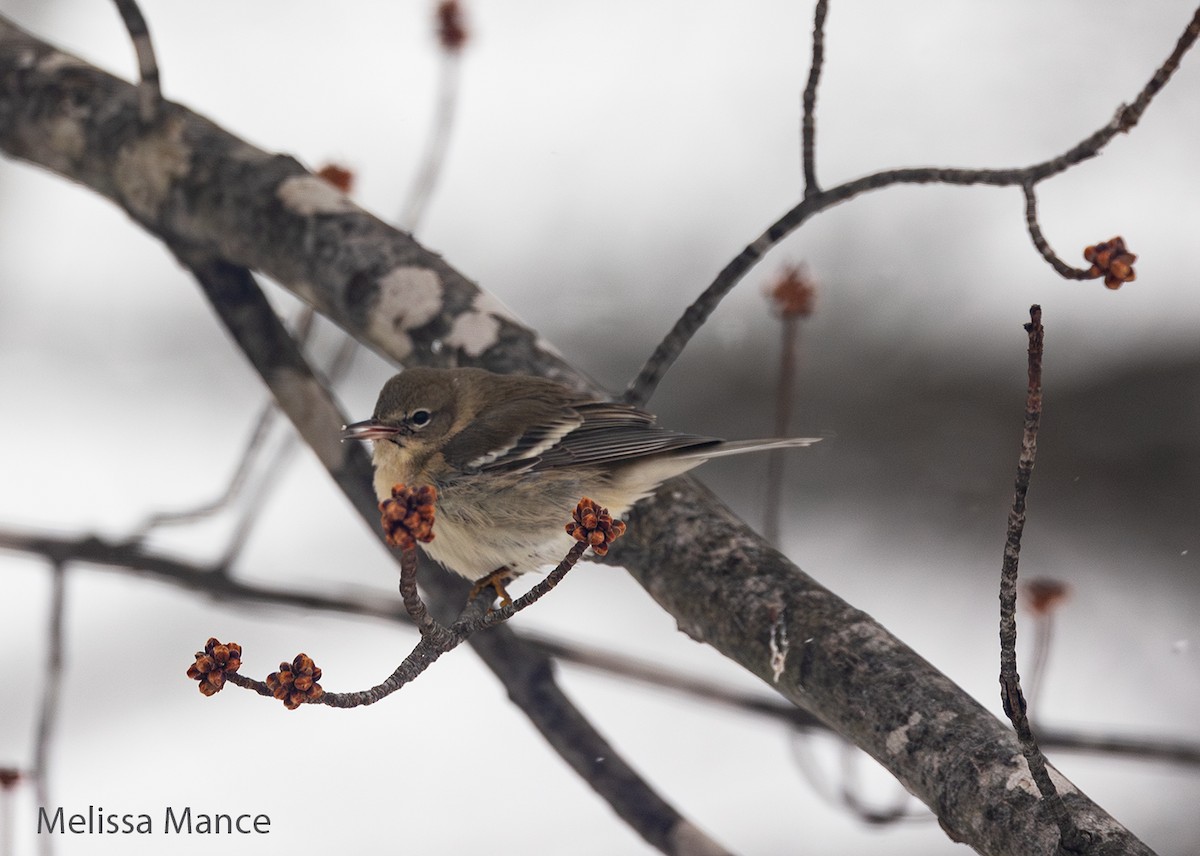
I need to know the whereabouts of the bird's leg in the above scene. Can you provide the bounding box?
[468,567,514,608]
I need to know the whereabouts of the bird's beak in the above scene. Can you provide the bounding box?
[341,419,403,441]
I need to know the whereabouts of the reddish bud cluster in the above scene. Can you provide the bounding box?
[767,264,817,318]
[1024,578,1070,616]
[0,768,21,790]
[1083,237,1136,290]
[187,638,242,697]
[315,163,355,195]
[266,654,324,710]
[565,498,627,557]
[380,484,437,549]
[436,0,468,52]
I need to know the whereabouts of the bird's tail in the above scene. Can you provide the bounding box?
[675,436,821,461]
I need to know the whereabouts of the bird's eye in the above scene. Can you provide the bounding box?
[410,409,432,428]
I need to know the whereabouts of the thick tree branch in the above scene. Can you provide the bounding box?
[0,15,1164,854]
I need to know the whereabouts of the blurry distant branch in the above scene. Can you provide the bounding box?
[32,561,65,856]
[762,264,817,544]
[1023,578,1071,709]
[0,769,20,856]
[399,0,468,232]
[789,733,927,826]
[141,170,362,567]
[623,4,1199,405]
[5,524,1200,771]
[129,397,279,539]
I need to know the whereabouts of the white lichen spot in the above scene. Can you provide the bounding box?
[750,231,774,256]
[14,47,37,70]
[276,174,357,216]
[44,115,86,169]
[445,310,500,357]
[114,115,191,221]
[289,279,320,307]
[934,710,958,726]
[769,615,789,684]
[670,820,729,856]
[444,291,524,357]
[1048,764,1076,795]
[535,335,567,359]
[367,267,443,355]
[885,711,922,755]
[1003,754,1077,800]
[36,51,89,75]
[1004,755,1041,798]
[471,291,522,325]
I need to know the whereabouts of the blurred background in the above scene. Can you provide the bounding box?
[1,1,1197,853]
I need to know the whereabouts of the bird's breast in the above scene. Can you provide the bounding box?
[371,440,442,500]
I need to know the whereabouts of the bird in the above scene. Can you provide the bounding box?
[342,366,819,588]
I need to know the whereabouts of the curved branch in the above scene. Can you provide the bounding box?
[800,0,827,196]
[623,5,1200,405]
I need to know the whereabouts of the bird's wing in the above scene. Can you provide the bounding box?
[441,398,584,473]
[443,398,720,476]
[529,401,720,470]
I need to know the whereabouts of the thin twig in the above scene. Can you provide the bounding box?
[4,526,1199,767]
[998,306,1088,852]
[313,542,589,707]
[131,404,279,538]
[1116,6,1200,132]
[623,5,1200,405]
[400,43,463,232]
[33,562,66,856]
[801,0,828,196]
[110,0,160,123]
[397,544,442,640]
[477,542,588,628]
[1021,183,1093,280]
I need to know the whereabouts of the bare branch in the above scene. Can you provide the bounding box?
[800,0,828,196]
[622,5,1200,405]
[400,45,464,231]
[1020,183,1093,280]
[997,307,1087,851]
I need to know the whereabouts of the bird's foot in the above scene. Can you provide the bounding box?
[468,567,514,608]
